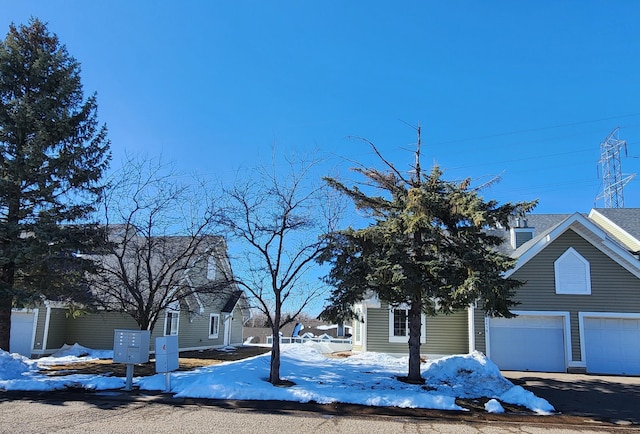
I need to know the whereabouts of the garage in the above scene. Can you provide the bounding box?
[584,316,640,375]
[10,310,36,357]
[488,315,567,372]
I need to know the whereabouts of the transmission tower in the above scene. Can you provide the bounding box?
[595,127,635,208]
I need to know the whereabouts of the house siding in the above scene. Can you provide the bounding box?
[65,311,139,350]
[45,309,68,351]
[172,309,220,349]
[365,304,468,355]
[477,229,640,362]
[229,305,245,344]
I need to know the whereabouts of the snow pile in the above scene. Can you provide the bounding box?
[499,385,554,414]
[484,398,505,413]
[0,350,36,380]
[0,344,554,415]
[422,352,553,414]
[423,351,513,397]
[0,348,123,391]
[37,343,113,366]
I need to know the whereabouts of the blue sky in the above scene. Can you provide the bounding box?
[2,1,639,213]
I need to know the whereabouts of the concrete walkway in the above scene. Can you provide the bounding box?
[503,371,640,426]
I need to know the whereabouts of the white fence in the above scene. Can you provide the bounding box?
[266,335,352,353]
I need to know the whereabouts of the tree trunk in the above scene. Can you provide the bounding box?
[0,247,16,351]
[270,324,281,384]
[406,300,424,383]
[0,295,12,351]
[269,303,282,384]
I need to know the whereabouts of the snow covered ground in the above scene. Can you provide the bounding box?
[0,343,554,415]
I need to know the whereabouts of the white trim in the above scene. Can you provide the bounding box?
[388,307,426,344]
[42,305,52,352]
[510,227,535,249]
[164,310,180,336]
[505,212,640,279]
[209,313,220,339]
[554,247,591,295]
[43,300,67,309]
[353,304,363,346]
[589,209,640,251]
[223,314,232,345]
[29,308,38,355]
[362,304,368,352]
[467,304,475,353]
[484,315,490,356]
[485,311,572,369]
[578,311,640,369]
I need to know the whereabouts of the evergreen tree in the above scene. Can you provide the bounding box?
[318,128,536,383]
[0,19,111,351]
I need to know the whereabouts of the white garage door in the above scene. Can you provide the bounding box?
[10,311,35,357]
[584,317,640,375]
[489,315,566,372]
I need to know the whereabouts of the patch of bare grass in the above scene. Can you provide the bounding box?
[40,346,271,377]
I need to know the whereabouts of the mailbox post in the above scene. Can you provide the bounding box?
[155,335,179,392]
[113,329,151,391]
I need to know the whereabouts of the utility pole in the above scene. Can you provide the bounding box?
[595,127,635,208]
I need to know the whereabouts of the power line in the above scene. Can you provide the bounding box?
[424,113,640,147]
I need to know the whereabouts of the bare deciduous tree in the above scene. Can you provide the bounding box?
[220,154,342,385]
[89,156,231,332]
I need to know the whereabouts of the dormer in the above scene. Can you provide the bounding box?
[510,217,535,249]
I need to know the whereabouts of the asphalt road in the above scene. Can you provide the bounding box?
[0,390,636,433]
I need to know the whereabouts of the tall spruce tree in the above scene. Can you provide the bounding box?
[0,19,111,351]
[318,128,536,383]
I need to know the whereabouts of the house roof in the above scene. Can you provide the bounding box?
[589,208,640,253]
[221,290,244,313]
[591,208,640,240]
[504,209,640,279]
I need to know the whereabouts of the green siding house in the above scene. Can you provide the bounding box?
[10,236,251,357]
[351,208,640,376]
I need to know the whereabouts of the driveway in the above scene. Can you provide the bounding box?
[503,371,640,426]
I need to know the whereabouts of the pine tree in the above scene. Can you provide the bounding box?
[0,19,111,351]
[318,127,536,383]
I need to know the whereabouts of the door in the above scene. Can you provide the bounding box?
[488,315,566,372]
[584,316,640,375]
[10,310,36,357]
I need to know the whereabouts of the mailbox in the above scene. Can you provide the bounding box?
[155,335,179,373]
[113,329,151,364]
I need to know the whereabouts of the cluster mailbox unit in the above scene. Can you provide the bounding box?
[113,329,151,390]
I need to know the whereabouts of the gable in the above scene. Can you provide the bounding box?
[510,229,640,312]
[507,213,640,280]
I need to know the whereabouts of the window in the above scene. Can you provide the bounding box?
[388,307,426,343]
[554,247,591,295]
[209,314,220,339]
[207,255,217,280]
[393,308,408,338]
[164,310,179,336]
